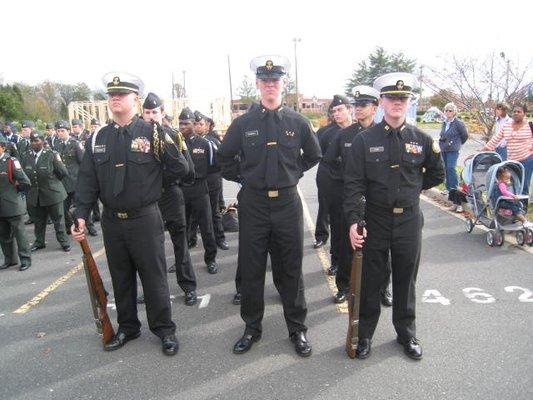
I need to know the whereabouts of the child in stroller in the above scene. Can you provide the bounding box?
[494,166,530,226]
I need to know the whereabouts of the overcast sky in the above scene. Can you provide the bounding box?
[2,0,532,111]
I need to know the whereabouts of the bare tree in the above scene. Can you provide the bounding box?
[424,53,532,139]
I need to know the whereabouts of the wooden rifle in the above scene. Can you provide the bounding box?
[346,221,365,359]
[72,216,115,346]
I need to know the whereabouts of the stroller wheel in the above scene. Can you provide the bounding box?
[465,218,475,233]
[525,228,533,246]
[516,230,525,246]
[495,230,505,247]
[486,230,495,247]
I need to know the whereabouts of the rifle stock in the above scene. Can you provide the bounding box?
[346,222,365,359]
[73,216,115,345]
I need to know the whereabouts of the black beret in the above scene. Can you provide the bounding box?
[178,107,195,121]
[330,95,351,108]
[90,118,100,125]
[55,120,70,130]
[194,110,206,122]
[143,92,162,110]
[22,120,35,129]
[29,131,44,140]
[71,119,83,126]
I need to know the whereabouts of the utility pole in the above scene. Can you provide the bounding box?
[293,37,301,113]
[227,54,234,115]
[418,65,424,99]
[171,72,175,100]
[182,70,187,97]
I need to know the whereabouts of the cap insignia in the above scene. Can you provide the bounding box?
[396,80,404,90]
[354,91,360,98]
[265,60,274,70]
[112,76,120,86]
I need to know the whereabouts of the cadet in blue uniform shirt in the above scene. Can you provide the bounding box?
[219,55,321,357]
[344,73,444,360]
[72,73,189,356]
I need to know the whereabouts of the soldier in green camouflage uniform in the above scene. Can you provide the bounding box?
[20,131,71,252]
[0,136,32,271]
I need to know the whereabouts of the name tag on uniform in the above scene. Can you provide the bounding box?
[405,143,423,154]
[369,146,384,153]
[192,148,205,154]
[93,145,106,153]
[344,143,352,148]
[39,166,48,170]
[131,137,151,153]
[245,130,259,138]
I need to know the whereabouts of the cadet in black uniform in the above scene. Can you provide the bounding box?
[142,92,198,306]
[53,120,98,236]
[315,95,353,278]
[72,73,189,356]
[190,110,228,250]
[20,131,71,252]
[219,55,321,357]
[45,123,58,148]
[179,107,218,274]
[323,86,394,305]
[0,137,32,271]
[313,113,335,250]
[87,118,102,223]
[343,73,444,360]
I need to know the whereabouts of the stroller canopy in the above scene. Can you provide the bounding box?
[462,152,502,188]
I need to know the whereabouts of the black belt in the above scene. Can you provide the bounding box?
[104,203,158,220]
[244,185,298,198]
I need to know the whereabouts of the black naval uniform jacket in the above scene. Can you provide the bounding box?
[343,120,444,226]
[181,133,215,196]
[53,138,84,194]
[219,104,322,189]
[323,122,372,182]
[74,116,189,220]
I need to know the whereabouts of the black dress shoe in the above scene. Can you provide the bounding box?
[19,263,31,271]
[355,338,371,359]
[217,241,229,250]
[334,291,347,304]
[184,291,197,306]
[327,263,338,276]
[206,262,218,274]
[62,245,71,252]
[188,239,197,248]
[380,288,393,307]
[30,244,45,252]
[162,335,179,356]
[233,333,261,354]
[290,331,312,357]
[87,226,98,236]
[232,292,241,305]
[0,262,17,270]
[136,294,145,304]
[167,264,176,273]
[104,331,141,351]
[313,240,326,249]
[397,337,423,360]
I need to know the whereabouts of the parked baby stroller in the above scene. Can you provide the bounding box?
[462,152,502,234]
[462,152,532,246]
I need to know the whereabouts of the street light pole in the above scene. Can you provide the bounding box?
[182,70,187,98]
[293,37,301,113]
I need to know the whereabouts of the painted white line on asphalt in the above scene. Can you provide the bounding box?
[297,185,347,313]
[12,247,106,314]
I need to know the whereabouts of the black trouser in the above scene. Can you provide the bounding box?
[183,181,217,265]
[29,201,69,248]
[101,205,175,338]
[189,173,226,244]
[359,204,423,341]
[160,186,196,293]
[323,178,343,266]
[238,186,307,336]
[91,201,101,220]
[0,215,31,265]
[314,168,330,244]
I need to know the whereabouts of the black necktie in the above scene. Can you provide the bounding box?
[265,111,279,189]
[388,130,401,206]
[112,127,127,196]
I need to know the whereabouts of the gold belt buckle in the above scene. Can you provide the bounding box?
[392,208,404,214]
[117,212,128,219]
[268,190,279,198]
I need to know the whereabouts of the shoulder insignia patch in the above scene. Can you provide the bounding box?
[13,159,22,169]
